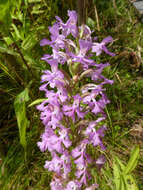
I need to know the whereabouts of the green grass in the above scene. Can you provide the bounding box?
[0,0,143,189]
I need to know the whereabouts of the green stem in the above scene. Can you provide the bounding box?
[105,106,114,136]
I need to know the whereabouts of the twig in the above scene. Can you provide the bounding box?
[115,73,122,84]
[94,4,100,31]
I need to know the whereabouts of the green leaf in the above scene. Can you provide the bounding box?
[3,37,13,46]
[123,174,139,190]
[22,34,37,50]
[32,4,44,14]
[28,98,47,107]
[113,157,128,190]
[114,156,126,171]
[23,51,39,65]
[87,17,95,28]
[14,88,30,150]
[113,154,139,190]
[12,23,23,40]
[113,159,121,190]
[0,41,19,56]
[124,146,140,174]
[120,175,127,190]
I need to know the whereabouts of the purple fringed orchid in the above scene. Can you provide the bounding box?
[85,184,99,190]
[63,94,85,122]
[92,36,115,56]
[50,178,64,190]
[44,151,71,176]
[37,128,63,153]
[37,10,115,190]
[41,60,65,88]
[84,122,107,150]
[56,10,78,38]
[66,180,81,190]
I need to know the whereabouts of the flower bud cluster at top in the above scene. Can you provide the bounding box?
[37,10,115,190]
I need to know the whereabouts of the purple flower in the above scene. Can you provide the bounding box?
[44,152,62,173]
[85,124,101,146]
[66,10,78,37]
[63,94,85,122]
[58,127,72,148]
[56,10,78,38]
[92,36,115,56]
[36,100,53,126]
[49,23,59,38]
[82,89,103,115]
[85,184,99,190]
[74,153,91,185]
[56,85,69,103]
[71,140,91,185]
[71,39,94,69]
[37,128,64,153]
[79,39,92,53]
[75,162,88,185]
[38,125,71,153]
[65,180,81,190]
[37,10,115,189]
[72,139,88,158]
[41,60,64,88]
[96,155,106,168]
[79,25,92,40]
[40,23,65,50]
[90,63,111,82]
[84,122,106,150]
[50,178,64,190]
[61,151,71,177]
[45,150,71,178]
[49,23,65,49]
[41,54,52,62]
[37,94,63,128]
[40,38,50,46]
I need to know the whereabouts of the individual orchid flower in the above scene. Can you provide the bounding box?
[85,184,99,190]
[41,60,64,88]
[63,94,85,122]
[61,151,71,177]
[92,36,115,56]
[50,178,64,190]
[44,152,62,174]
[65,180,81,190]
[58,127,72,148]
[56,10,78,38]
[37,128,64,153]
[96,155,106,169]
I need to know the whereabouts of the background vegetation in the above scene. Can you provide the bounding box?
[0,0,143,189]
